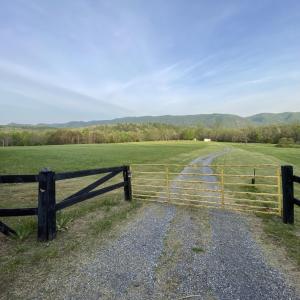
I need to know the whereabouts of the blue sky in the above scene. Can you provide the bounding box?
[0,0,299,124]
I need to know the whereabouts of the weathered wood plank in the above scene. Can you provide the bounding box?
[56,181,125,211]
[0,207,37,217]
[54,166,124,181]
[0,175,38,184]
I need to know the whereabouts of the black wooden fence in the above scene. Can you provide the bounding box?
[281,165,300,224]
[0,166,132,241]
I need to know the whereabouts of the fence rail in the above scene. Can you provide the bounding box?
[0,165,132,241]
[131,163,281,215]
[0,174,38,183]
[0,208,37,217]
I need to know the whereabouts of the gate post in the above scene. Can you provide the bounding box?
[38,168,56,241]
[123,166,132,201]
[281,165,294,224]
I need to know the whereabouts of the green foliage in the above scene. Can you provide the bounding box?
[56,213,73,232]
[180,127,197,140]
[192,246,204,253]
[0,121,299,147]
[247,112,300,125]
[276,137,300,148]
[14,218,36,241]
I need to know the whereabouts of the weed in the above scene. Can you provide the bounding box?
[56,212,73,232]
[192,246,204,253]
[14,218,36,241]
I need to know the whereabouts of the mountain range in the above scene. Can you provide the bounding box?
[4,112,300,129]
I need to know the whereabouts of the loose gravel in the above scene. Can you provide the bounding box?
[201,154,298,300]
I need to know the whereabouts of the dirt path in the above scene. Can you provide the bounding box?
[14,152,299,299]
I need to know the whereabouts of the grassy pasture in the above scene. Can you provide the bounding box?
[0,141,222,174]
[233,143,300,169]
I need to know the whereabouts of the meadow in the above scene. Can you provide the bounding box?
[0,141,223,174]
[0,141,300,295]
[0,141,222,294]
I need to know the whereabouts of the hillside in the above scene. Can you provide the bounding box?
[4,112,300,129]
[246,112,300,125]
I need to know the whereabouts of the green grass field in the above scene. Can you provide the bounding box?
[0,141,223,294]
[0,141,223,174]
[1,141,300,295]
[233,143,300,170]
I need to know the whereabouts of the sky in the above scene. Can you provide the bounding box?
[0,0,299,124]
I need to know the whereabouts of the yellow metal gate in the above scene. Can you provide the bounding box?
[130,163,281,215]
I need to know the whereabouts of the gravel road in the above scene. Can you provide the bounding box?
[25,152,298,299]
[197,154,298,300]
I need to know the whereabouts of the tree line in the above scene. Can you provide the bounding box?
[0,123,299,146]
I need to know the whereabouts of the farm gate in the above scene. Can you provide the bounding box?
[131,163,282,215]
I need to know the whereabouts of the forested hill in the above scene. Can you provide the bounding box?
[4,112,300,129]
[246,112,300,125]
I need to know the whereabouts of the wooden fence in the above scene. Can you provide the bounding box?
[281,165,300,224]
[0,166,132,241]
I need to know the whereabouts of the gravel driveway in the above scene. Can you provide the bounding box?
[197,154,298,300]
[24,152,299,299]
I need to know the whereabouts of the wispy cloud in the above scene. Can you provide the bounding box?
[0,0,299,123]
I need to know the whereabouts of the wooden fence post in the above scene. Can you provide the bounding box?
[123,166,132,201]
[38,169,56,241]
[281,165,294,224]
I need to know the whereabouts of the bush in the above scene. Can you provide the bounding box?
[277,137,295,147]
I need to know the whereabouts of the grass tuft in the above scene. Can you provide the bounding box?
[14,218,36,241]
[56,212,73,232]
[192,246,204,253]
